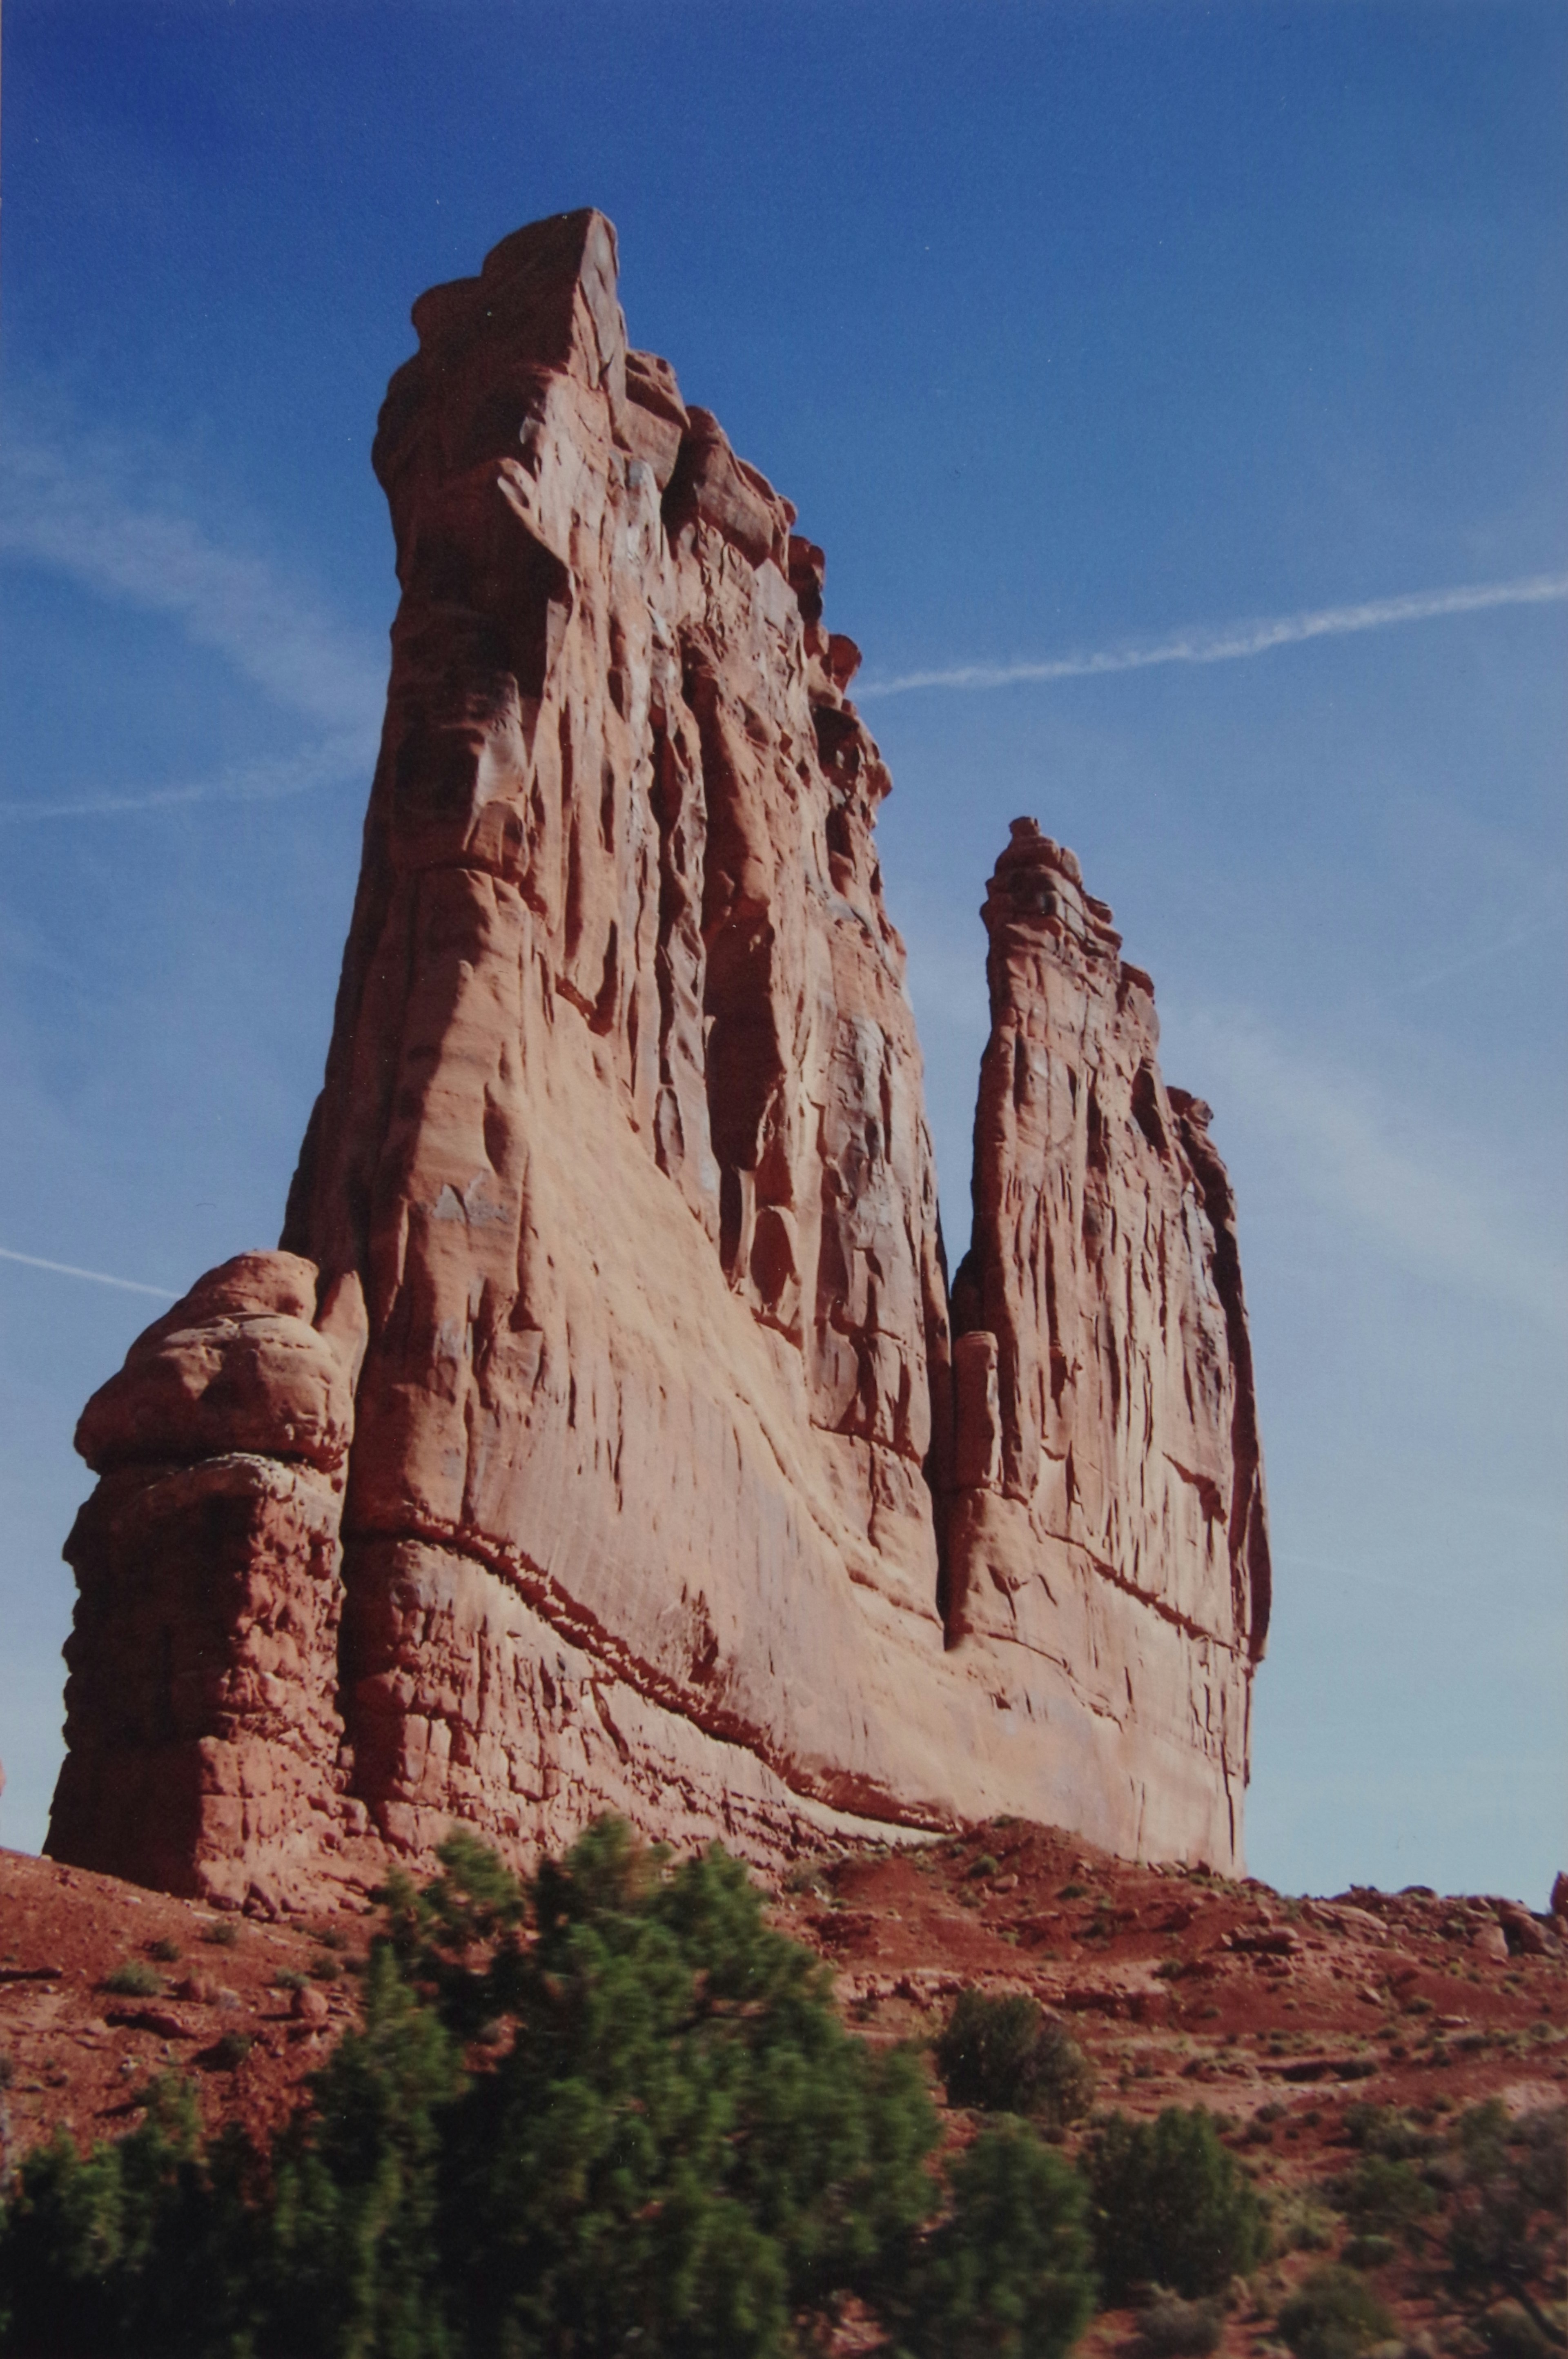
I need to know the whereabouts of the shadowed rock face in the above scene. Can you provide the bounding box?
[46,210,1270,1909]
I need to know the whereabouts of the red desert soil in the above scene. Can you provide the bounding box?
[2,1825,1564,2350]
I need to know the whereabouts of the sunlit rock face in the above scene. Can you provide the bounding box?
[47,210,1269,1906]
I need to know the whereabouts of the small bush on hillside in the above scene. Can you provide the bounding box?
[935,1989,1095,2129]
[1342,2102,1430,2162]
[1134,2291,1226,2357]
[1276,2265,1394,2359]
[100,1962,162,1999]
[1443,2102,1567,2350]
[1082,2107,1266,2301]
[1329,2152,1436,2246]
[900,2120,1096,2359]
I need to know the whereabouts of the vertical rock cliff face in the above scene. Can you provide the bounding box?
[947,822,1270,1865]
[47,211,1269,1906]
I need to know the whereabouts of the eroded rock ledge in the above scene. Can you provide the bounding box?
[46,210,1270,1909]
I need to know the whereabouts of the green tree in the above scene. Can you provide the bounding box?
[1444,2104,1567,2350]
[1082,2107,1265,2301]
[0,2074,262,2359]
[934,1989,1094,2130]
[437,1822,939,2356]
[261,1940,466,2359]
[900,2121,1097,2359]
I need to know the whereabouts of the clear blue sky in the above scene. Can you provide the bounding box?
[2,0,1563,1902]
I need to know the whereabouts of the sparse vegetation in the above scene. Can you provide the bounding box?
[1276,2264,1394,2359]
[0,1822,1107,2359]
[1133,2291,1227,2357]
[100,1962,162,1999]
[1328,2152,1437,2247]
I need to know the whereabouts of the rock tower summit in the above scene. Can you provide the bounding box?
[47,211,1270,1911]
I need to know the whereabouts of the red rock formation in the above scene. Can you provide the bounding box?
[946,821,1270,1866]
[47,210,1269,1905]
[48,1254,370,1909]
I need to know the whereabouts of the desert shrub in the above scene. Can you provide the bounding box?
[198,1922,238,1949]
[147,1940,181,1965]
[1082,2107,1266,2301]
[1342,2102,1430,2162]
[1134,2291,1226,2357]
[1273,2193,1339,2254]
[935,1989,1095,2128]
[0,1826,1108,2359]
[100,1961,163,1999]
[899,2120,1096,2359]
[1476,2302,1561,2359]
[1329,2152,1436,2245]
[1276,2264,1394,2359]
[0,2074,262,2359]
[1443,2102,1567,2348]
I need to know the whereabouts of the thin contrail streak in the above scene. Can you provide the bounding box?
[856,571,1568,698]
[0,1245,176,1299]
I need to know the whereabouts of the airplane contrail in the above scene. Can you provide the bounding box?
[0,1245,177,1299]
[856,571,1568,698]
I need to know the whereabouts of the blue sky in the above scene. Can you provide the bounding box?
[2,0,1563,1903]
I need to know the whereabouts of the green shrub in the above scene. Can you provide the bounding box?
[1082,2107,1266,2300]
[198,1921,238,1949]
[900,2121,1096,2359]
[1342,2102,1430,2161]
[1444,2102,1567,2346]
[1329,2152,1436,2245]
[0,1824,1102,2359]
[0,2074,260,2359]
[1276,2264,1394,2359]
[1134,2290,1227,2356]
[935,1989,1095,2128]
[100,1961,163,1998]
[147,1939,182,1965]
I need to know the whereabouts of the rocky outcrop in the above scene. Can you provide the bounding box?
[47,209,1270,1905]
[946,822,1270,1864]
[48,1254,372,1908]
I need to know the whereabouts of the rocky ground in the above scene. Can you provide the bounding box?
[2,1822,1564,2353]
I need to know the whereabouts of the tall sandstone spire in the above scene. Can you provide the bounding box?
[46,212,1269,1911]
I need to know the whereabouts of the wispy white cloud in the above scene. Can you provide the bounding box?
[0,1245,175,1299]
[0,434,385,733]
[1183,1006,1568,1337]
[0,727,379,822]
[858,572,1568,699]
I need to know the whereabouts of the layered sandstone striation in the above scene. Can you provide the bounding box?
[47,209,1270,1907]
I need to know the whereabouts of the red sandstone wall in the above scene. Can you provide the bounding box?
[47,211,1270,1905]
